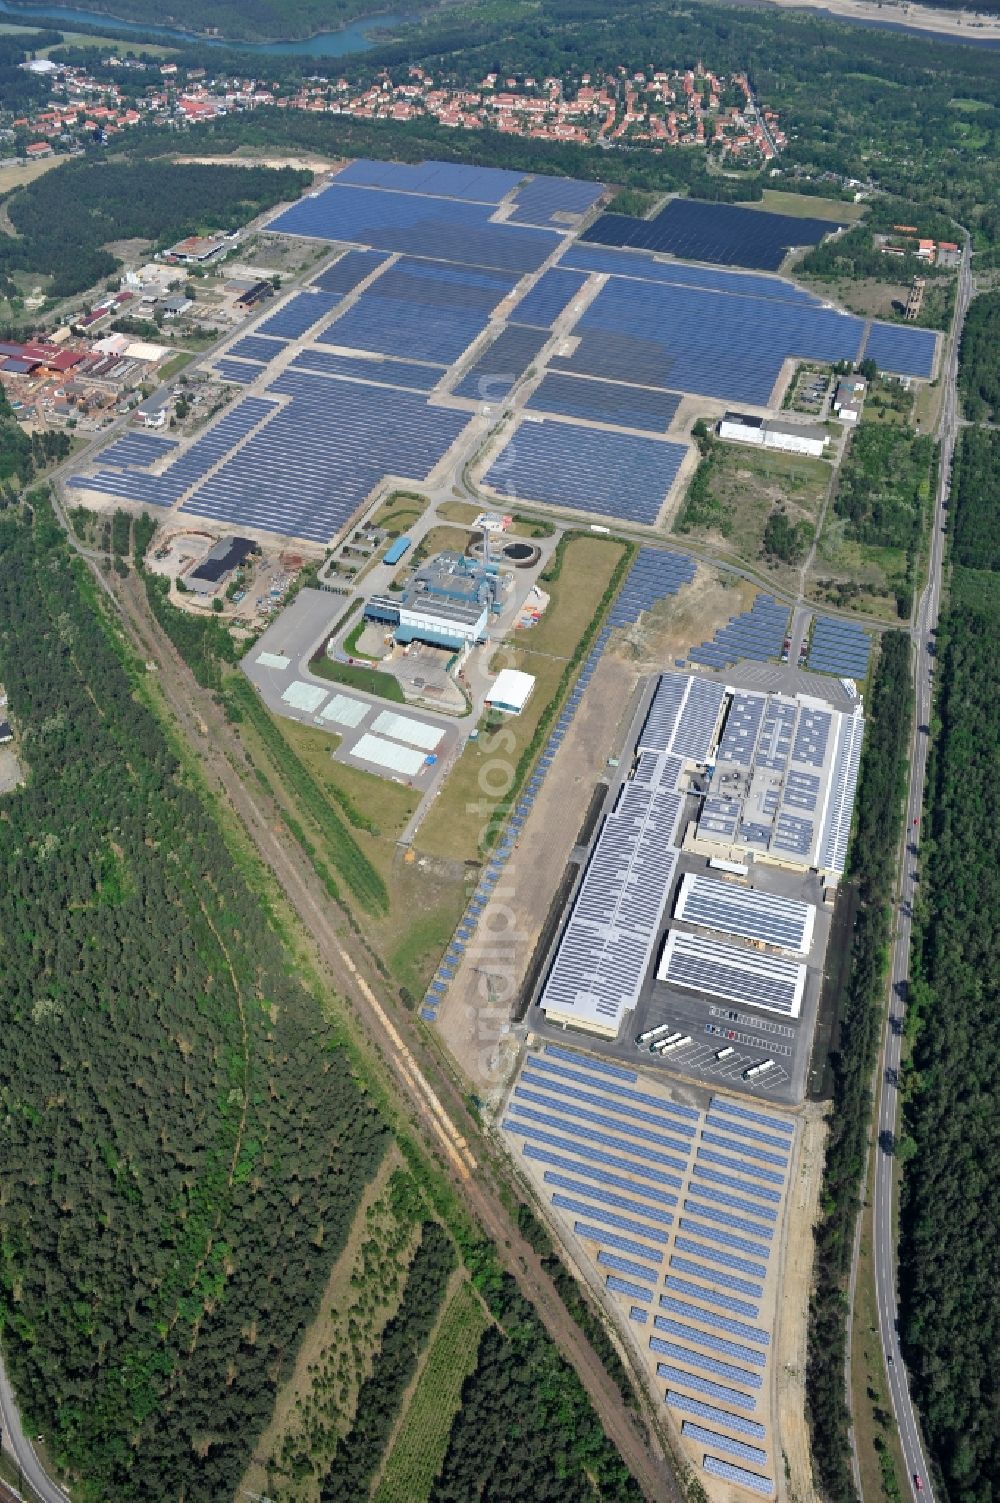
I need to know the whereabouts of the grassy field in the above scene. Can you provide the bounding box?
[311,656,406,702]
[410,524,471,563]
[415,535,626,864]
[436,500,480,525]
[372,492,427,534]
[0,21,176,55]
[809,523,907,620]
[753,188,865,223]
[373,1279,489,1503]
[158,351,195,382]
[673,441,831,582]
[0,154,64,195]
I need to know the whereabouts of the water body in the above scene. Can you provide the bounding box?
[0,0,996,51]
[0,0,413,54]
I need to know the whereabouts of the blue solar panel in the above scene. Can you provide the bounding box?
[682,1425,768,1468]
[630,1305,649,1325]
[806,615,873,677]
[864,322,937,378]
[517,1080,694,1154]
[583,198,842,272]
[660,1294,769,1346]
[650,1337,763,1389]
[674,1236,767,1279]
[334,158,525,203]
[703,1455,774,1496]
[597,1249,661,1282]
[704,1115,790,1155]
[291,347,442,391]
[505,1116,685,1185]
[710,1098,794,1136]
[685,1185,777,1223]
[574,1222,663,1262]
[543,1170,674,1226]
[511,267,589,327]
[268,183,558,274]
[562,242,826,306]
[523,1144,677,1206]
[96,432,177,468]
[453,324,549,401]
[666,1391,766,1439]
[684,1201,775,1240]
[606,1275,653,1304]
[311,247,388,294]
[508,174,604,227]
[226,334,286,362]
[664,1276,760,1321]
[655,1316,767,1368]
[178,376,468,543]
[553,1194,669,1245]
[697,1151,788,1190]
[551,272,863,406]
[701,1131,788,1169]
[508,1100,685,1178]
[655,1363,757,1412]
[485,419,686,523]
[670,1254,763,1300]
[527,372,681,433]
[215,358,263,385]
[530,1056,697,1127]
[256,291,340,339]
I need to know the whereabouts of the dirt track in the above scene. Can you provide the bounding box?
[107,569,678,1503]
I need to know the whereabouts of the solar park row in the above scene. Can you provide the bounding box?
[68,160,937,544]
[504,1043,794,1498]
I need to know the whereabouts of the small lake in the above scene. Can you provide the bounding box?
[0,0,414,54]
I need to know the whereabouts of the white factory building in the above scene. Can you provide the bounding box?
[718,411,830,459]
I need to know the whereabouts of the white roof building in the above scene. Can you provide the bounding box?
[486,668,535,715]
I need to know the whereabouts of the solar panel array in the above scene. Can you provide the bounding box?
[818,710,865,874]
[176,372,468,543]
[562,242,829,307]
[659,931,807,1018]
[215,358,263,385]
[806,615,873,679]
[256,290,341,339]
[319,256,518,364]
[95,432,178,468]
[420,546,695,1021]
[526,371,681,434]
[484,419,687,524]
[507,174,604,227]
[452,324,549,401]
[511,267,590,328]
[863,321,937,378]
[334,157,525,203]
[292,347,443,391]
[674,873,815,955]
[267,182,558,273]
[69,396,276,508]
[582,197,843,272]
[310,247,388,294]
[688,595,789,669]
[225,333,287,363]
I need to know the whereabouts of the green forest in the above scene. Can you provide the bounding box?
[897,325,1000,1502]
[806,630,913,1503]
[833,418,936,618]
[957,289,1000,421]
[0,159,309,298]
[0,497,392,1500]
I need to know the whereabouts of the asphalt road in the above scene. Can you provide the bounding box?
[869,233,973,1503]
[0,1362,69,1503]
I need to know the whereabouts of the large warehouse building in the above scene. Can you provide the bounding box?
[538,671,863,1038]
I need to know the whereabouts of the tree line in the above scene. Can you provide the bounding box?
[806,630,913,1503]
[958,290,1000,422]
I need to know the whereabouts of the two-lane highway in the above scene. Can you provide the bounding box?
[868,233,973,1503]
[0,1360,70,1503]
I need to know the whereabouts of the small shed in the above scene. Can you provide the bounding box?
[486,668,536,716]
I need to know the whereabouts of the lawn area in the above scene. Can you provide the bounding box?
[410,525,471,563]
[809,523,908,620]
[753,188,864,223]
[158,351,194,382]
[372,492,427,534]
[0,154,65,195]
[436,500,480,525]
[275,718,418,857]
[673,439,830,583]
[415,535,626,863]
[311,656,405,702]
[373,1279,489,1503]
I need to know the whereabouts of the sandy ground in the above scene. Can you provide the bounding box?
[173,153,341,174]
[435,651,641,1095]
[765,0,1000,36]
[0,746,24,794]
[774,1106,829,1503]
[610,564,758,668]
